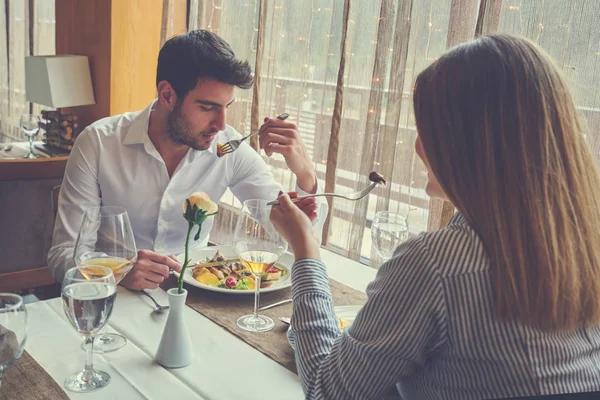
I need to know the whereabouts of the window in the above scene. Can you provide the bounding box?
[181,0,600,266]
[0,0,56,141]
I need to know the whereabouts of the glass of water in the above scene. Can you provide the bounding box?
[61,266,116,392]
[20,114,40,159]
[0,293,28,390]
[371,212,409,261]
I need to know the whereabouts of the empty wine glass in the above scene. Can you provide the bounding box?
[233,199,288,332]
[0,294,28,390]
[62,266,116,392]
[371,212,409,261]
[75,206,137,353]
[20,114,40,159]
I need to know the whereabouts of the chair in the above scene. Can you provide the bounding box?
[0,267,56,293]
[51,184,61,216]
[0,177,62,292]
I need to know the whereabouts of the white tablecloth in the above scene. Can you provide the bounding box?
[25,249,377,399]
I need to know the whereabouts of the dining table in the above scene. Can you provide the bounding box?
[16,247,377,400]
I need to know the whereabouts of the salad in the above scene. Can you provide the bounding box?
[191,251,287,290]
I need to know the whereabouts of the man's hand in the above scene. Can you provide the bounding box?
[286,191,318,222]
[258,116,317,193]
[120,249,182,290]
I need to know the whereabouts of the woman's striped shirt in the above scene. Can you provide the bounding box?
[288,212,600,399]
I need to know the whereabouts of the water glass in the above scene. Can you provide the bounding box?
[20,114,40,159]
[61,266,116,392]
[371,212,409,261]
[0,294,28,390]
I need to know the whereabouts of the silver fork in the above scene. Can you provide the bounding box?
[267,181,379,206]
[217,113,289,157]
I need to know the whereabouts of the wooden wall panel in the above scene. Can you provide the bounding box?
[55,0,112,129]
[110,0,163,115]
[56,0,167,124]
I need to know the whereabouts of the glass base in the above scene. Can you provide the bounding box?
[23,152,38,159]
[81,333,127,353]
[237,314,275,332]
[64,369,110,392]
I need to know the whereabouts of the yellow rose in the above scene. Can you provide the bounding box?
[179,192,218,293]
[184,192,218,215]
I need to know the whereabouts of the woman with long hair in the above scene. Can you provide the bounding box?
[270,34,600,400]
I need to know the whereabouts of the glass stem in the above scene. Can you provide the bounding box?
[0,371,3,389]
[28,136,34,153]
[253,275,262,319]
[82,336,95,382]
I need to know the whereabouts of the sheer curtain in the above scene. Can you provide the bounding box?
[483,0,600,162]
[187,0,470,265]
[184,0,600,266]
[0,0,55,142]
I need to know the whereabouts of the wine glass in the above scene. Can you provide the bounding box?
[233,199,288,332]
[371,211,409,261]
[20,114,40,159]
[74,206,137,353]
[62,266,116,392]
[0,294,28,390]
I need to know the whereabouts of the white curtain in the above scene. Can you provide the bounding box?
[174,0,600,266]
[0,0,55,142]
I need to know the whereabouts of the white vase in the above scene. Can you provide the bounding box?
[155,288,194,368]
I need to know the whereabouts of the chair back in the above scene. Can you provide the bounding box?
[51,184,61,217]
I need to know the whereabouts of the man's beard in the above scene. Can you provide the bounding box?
[167,103,218,151]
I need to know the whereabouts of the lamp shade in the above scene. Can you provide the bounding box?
[25,55,95,108]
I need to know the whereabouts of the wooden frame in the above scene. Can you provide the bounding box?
[0,267,56,292]
[0,156,68,181]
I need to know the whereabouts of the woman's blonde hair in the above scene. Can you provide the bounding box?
[413,34,600,331]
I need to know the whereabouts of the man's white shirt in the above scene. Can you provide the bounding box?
[48,101,327,281]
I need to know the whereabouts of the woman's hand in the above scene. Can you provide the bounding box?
[270,193,321,260]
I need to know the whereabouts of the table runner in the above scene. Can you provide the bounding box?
[0,351,69,400]
[164,276,367,373]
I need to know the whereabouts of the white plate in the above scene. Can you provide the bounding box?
[334,305,362,325]
[174,245,293,295]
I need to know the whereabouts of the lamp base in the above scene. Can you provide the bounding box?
[41,109,81,152]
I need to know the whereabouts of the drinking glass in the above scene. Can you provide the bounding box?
[61,266,116,392]
[0,294,28,390]
[74,206,137,353]
[233,199,288,332]
[371,212,409,261]
[20,114,40,159]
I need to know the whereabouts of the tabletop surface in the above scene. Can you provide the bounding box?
[24,248,377,399]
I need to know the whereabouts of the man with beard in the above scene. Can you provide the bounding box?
[48,30,326,289]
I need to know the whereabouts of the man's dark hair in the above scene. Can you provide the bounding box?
[156,30,253,99]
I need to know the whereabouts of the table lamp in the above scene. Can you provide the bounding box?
[25,55,95,152]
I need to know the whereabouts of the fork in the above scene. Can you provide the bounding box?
[217,112,289,157]
[258,298,292,311]
[267,181,379,206]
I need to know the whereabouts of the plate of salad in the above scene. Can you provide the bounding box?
[174,245,292,295]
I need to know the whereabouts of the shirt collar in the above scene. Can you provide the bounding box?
[448,211,470,228]
[122,100,155,145]
[122,99,216,156]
